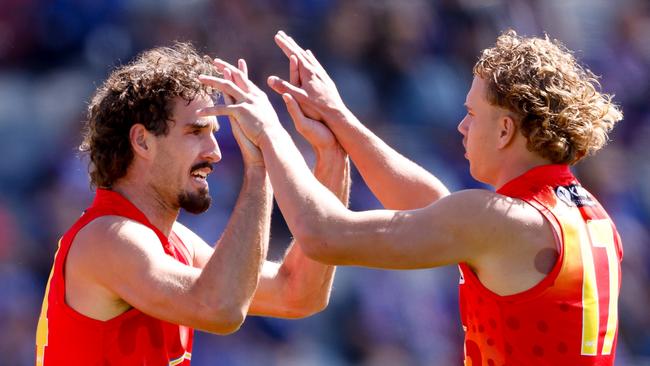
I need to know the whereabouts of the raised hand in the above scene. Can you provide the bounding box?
[267,31,348,122]
[217,59,264,167]
[283,93,339,152]
[198,58,283,147]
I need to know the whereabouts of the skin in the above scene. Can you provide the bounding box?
[64,60,350,335]
[199,32,559,296]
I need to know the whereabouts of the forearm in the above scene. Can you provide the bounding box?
[259,128,349,254]
[314,145,350,204]
[193,167,272,324]
[279,147,349,313]
[248,144,349,318]
[324,108,450,209]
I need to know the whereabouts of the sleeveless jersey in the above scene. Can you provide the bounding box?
[459,164,622,366]
[35,189,194,366]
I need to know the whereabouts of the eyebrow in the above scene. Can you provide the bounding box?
[186,120,220,133]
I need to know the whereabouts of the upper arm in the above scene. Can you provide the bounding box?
[300,190,521,269]
[172,221,297,317]
[73,217,231,332]
[248,257,332,319]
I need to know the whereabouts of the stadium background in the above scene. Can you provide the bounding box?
[1,0,649,364]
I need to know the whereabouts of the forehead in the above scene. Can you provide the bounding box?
[170,95,218,129]
[466,76,488,105]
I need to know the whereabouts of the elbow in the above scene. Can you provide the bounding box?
[202,305,247,335]
[292,218,343,266]
[296,233,341,266]
[280,293,331,319]
[303,294,330,317]
[301,245,342,266]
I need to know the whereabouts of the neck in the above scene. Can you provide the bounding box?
[493,155,552,190]
[110,179,178,236]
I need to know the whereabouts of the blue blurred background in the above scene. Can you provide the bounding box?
[1,0,649,364]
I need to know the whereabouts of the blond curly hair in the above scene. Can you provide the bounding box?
[474,30,623,164]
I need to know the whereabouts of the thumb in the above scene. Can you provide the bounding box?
[268,76,309,100]
[230,119,246,143]
[230,117,259,147]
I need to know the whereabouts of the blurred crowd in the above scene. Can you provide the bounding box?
[1,0,649,364]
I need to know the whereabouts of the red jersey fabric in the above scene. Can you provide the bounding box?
[459,164,622,366]
[36,189,194,366]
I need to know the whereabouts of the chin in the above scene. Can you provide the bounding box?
[178,189,212,214]
[469,164,488,184]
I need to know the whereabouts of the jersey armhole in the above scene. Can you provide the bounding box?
[460,198,565,303]
[169,229,194,266]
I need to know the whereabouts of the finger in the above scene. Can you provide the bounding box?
[305,49,325,70]
[267,76,309,100]
[289,55,299,85]
[196,104,240,118]
[284,33,318,69]
[274,32,298,59]
[221,69,235,105]
[238,59,248,78]
[275,31,314,70]
[277,30,308,58]
[214,58,250,92]
[199,75,246,101]
[282,93,307,132]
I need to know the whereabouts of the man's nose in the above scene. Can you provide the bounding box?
[204,134,222,163]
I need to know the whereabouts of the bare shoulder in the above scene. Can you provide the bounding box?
[433,189,551,258]
[65,216,166,318]
[434,189,542,229]
[446,189,558,293]
[69,216,163,278]
[75,216,160,250]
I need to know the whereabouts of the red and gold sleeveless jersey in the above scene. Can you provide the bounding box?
[459,164,622,366]
[35,189,194,366]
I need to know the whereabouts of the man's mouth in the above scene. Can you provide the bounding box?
[190,162,213,181]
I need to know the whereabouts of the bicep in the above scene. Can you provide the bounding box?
[84,221,209,328]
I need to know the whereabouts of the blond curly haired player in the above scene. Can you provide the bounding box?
[202,30,623,365]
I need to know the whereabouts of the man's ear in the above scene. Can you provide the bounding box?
[497,114,518,149]
[130,124,154,159]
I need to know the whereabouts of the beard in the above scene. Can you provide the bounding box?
[178,187,212,214]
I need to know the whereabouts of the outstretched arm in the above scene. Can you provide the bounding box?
[190,60,349,318]
[69,166,271,335]
[197,59,496,271]
[267,31,449,210]
[248,135,349,318]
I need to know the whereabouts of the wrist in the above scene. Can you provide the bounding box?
[258,126,289,153]
[242,165,272,196]
[322,105,356,127]
[243,165,267,180]
[314,143,346,162]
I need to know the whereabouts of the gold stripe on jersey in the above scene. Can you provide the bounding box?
[36,239,62,366]
[169,351,192,365]
[587,220,618,355]
[576,217,599,356]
